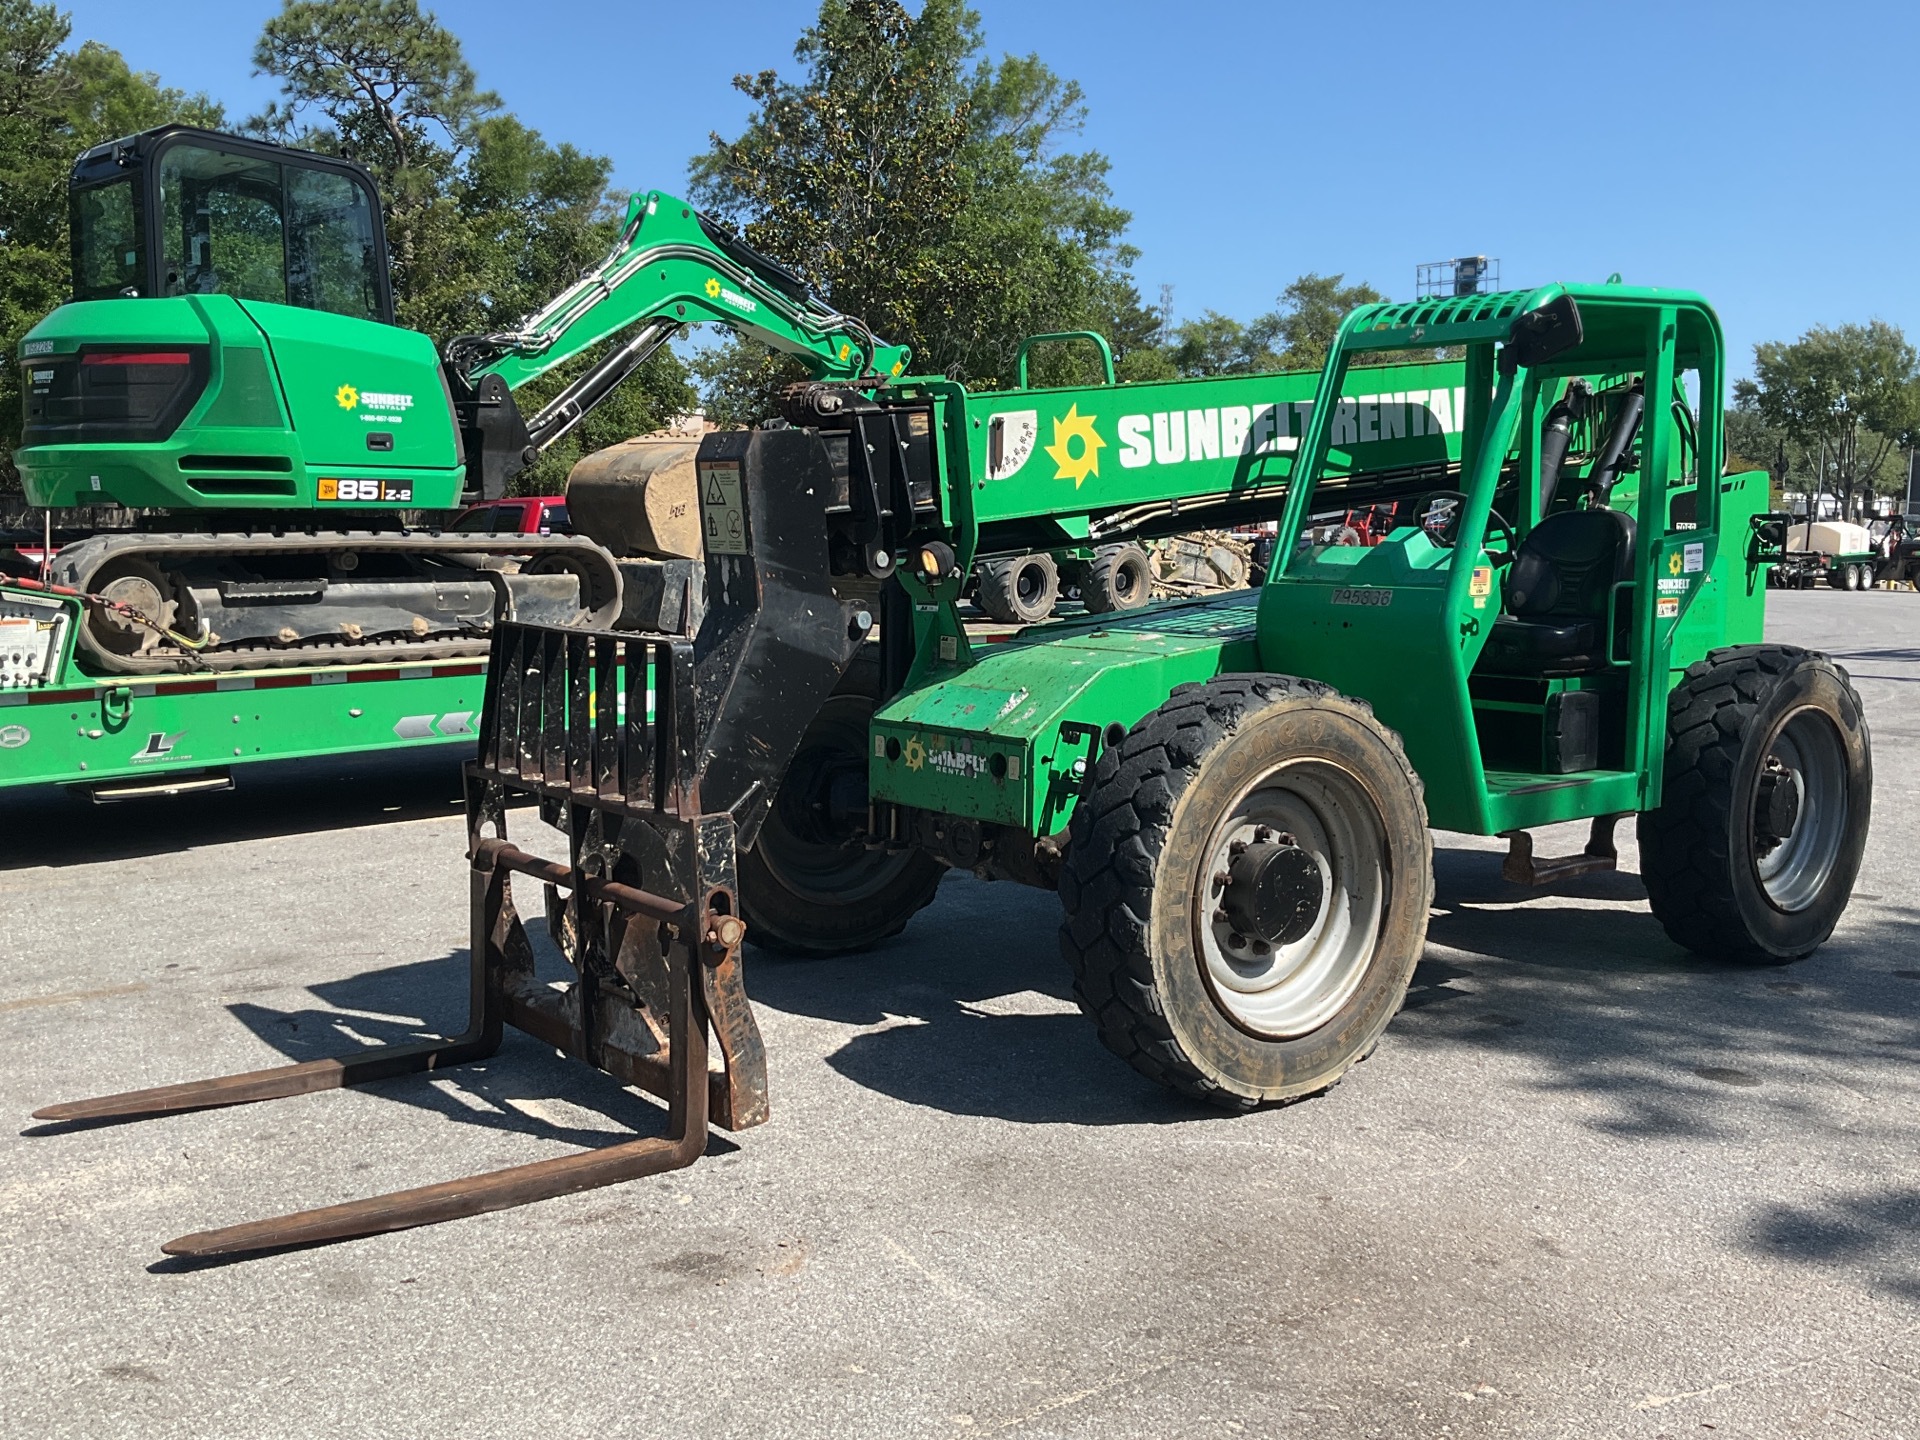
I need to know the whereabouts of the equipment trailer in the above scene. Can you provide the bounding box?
[33,271,1872,1248]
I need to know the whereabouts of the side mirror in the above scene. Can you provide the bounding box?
[1501,294,1584,373]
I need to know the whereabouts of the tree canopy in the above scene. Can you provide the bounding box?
[248,0,691,487]
[688,0,1166,422]
[0,0,223,484]
[1733,321,1920,518]
[1168,274,1396,378]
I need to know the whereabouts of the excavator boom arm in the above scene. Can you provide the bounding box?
[460,191,909,407]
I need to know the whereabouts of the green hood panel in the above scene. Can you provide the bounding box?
[870,591,1262,834]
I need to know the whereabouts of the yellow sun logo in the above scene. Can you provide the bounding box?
[903,735,927,772]
[704,277,722,299]
[335,384,359,410]
[1044,405,1106,488]
[1668,552,1683,576]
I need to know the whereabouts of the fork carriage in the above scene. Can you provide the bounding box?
[34,427,880,1255]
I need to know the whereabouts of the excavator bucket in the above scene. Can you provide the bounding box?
[31,423,881,1256]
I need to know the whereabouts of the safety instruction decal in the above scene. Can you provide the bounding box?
[701,462,748,556]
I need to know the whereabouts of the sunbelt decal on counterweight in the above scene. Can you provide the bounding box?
[989,388,1470,486]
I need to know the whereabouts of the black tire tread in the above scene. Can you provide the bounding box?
[1082,544,1151,614]
[1637,643,1866,965]
[977,553,1059,625]
[738,651,947,957]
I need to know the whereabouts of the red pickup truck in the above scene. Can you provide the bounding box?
[449,496,571,536]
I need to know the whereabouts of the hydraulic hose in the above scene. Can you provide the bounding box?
[1585,379,1645,504]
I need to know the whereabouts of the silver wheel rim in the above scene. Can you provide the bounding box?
[1752,707,1849,913]
[1192,759,1388,1039]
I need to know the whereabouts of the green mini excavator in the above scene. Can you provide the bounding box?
[14,125,908,675]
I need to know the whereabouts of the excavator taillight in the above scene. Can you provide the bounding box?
[79,350,193,366]
[22,344,209,447]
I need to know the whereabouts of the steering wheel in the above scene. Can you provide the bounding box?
[1415,491,1517,561]
[1481,508,1518,564]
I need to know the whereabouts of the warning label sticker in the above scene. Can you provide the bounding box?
[700,462,748,556]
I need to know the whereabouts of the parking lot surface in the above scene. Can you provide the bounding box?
[1,589,1915,1439]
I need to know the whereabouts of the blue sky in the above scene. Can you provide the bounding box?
[60,0,1918,384]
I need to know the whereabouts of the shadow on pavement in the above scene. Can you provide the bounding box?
[1746,1185,1920,1303]
[0,747,486,868]
[209,942,721,1153]
[115,835,1917,1287]
[1399,844,1920,1146]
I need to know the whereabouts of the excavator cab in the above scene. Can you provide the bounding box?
[69,125,392,322]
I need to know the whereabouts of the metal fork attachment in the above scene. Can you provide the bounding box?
[33,423,893,1257]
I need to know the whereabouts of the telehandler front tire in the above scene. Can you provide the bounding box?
[1638,645,1871,964]
[738,657,945,956]
[976,553,1059,625]
[1059,676,1431,1110]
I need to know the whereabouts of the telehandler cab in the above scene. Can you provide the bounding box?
[36,280,1872,1256]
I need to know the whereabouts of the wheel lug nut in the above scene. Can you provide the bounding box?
[1229,839,1248,857]
[1253,826,1272,842]
[1252,940,1270,955]
[1212,870,1233,887]
[1212,907,1229,924]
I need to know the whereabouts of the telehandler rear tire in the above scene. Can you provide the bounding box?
[1058,676,1431,1110]
[1082,544,1152,614]
[976,553,1059,625]
[738,656,946,956]
[1638,645,1871,965]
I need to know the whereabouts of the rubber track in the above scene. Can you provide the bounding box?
[1637,643,1856,963]
[1057,674,1420,1110]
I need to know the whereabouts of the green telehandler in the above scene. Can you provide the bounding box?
[32,280,1871,1255]
[34,145,1869,1261]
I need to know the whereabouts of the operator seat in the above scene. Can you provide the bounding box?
[1478,508,1636,677]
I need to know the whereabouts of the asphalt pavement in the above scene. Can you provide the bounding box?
[1,588,1915,1439]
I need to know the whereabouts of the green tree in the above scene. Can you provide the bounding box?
[0,0,223,485]
[1168,273,1393,379]
[1733,321,1920,520]
[1724,397,1795,505]
[250,0,691,490]
[250,0,493,330]
[1169,310,1282,377]
[690,0,1164,421]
